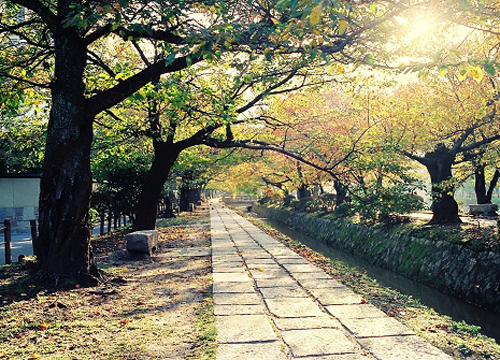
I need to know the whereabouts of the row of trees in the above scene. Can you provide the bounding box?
[1,0,500,283]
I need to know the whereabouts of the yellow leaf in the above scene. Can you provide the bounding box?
[29,354,42,359]
[271,17,279,25]
[468,65,484,83]
[309,4,322,25]
[39,322,50,330]
[457,68,467,81]
[259,268,265,272]
[338,19,348,35]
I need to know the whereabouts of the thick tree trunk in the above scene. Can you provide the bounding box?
[475,165,500,204]
[35,27,100,284]
[474,165,488,204]
[297,184,310,199]
[180,187,200,211]
[424,144,462,225]
[334,180,348,206]
[133,141,179,230]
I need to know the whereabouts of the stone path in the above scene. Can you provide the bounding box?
[210,199,453,360]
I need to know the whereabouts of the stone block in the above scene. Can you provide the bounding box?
[126,230,158,255]
[469,203,498,216]
[216,342,287,360]
[358,335,453,360]
[281,328,356,357]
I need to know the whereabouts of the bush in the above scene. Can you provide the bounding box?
[298,197,314,212]
[351,183,423,223]
[258,196,271,205]
[283,195,295,206]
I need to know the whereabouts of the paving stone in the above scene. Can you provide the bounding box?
[216,315,277,343]
[281,263,321,273]
[212,264,247,273]
[250,269,289,279]
[341,317,415,338]
[269,249,299,257]
[264,298,325,318]
[281,329,356,357]
[300,354,377,360]
[214,304,265,315]
[213,281,255,293]
[326,304,387,320]
[273,316,342,330]
[290,271,333,281]
[246,263,282,272]
[309,287,364,305]
[213,272,251,282]
[259,286,308,299]
[274,256,312,264]
[358,335,453,360]
[254,276,298,288]
[296,277,345,289]
[216,342,288,360]
[213,292,262,305]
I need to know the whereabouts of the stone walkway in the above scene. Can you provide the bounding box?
[210,199,453,360]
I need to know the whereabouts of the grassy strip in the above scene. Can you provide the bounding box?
[244,213,500,360]
[187,284,217,359]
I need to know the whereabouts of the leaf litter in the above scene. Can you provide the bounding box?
[0,206,215,360]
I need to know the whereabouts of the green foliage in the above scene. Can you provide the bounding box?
[351,182,424,223]
[258,196,271,205]
[0,113,46,174]
[453,321,482,337]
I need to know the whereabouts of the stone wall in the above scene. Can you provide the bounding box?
[254,204,500,312]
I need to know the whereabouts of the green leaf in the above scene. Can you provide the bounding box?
[338,19,348,35]
[365,54,376,65]
[309,5,322,25]
[438,66,448,77]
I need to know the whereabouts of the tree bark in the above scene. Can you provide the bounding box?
[474,165,488,204]
[334,180,348,205]
[133,141,179,230]
[424,144,462,225]
[35,25,100,284]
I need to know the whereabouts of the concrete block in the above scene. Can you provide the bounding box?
[264,298,325,318]
[358,335,453,359]
[216,315,277,343]
[469,203,498,216]
[216,342,287,360]
[126,230,158,255]
[282,328,356,357]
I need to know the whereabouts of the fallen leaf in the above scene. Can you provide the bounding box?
[39,322,50,330]
[0,351,7,358]
[199,290,208,293]
[119,319,128,325]
[29,354,42,359]
[360,298,367,304]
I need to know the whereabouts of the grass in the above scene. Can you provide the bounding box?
[187,284,217,360]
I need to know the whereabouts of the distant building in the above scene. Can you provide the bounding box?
[0,174,40,234]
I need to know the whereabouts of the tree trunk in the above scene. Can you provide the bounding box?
[133,141,179,230]
[474,165,488,204]
[424,144,462,225]
[35,27,100,284]
[180,187,200,211]
[334,180,348,206]
[297,184,310,199]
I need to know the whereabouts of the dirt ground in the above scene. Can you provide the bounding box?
[0,207,214,360]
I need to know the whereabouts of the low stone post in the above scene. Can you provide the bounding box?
[4,219,12,265]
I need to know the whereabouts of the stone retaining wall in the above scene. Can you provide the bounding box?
[253,204,500,312]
